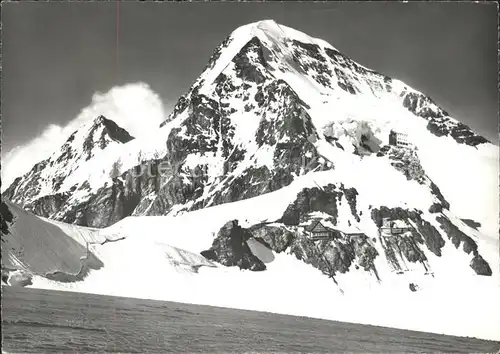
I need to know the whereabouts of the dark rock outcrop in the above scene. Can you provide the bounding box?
[341,185,360,222]
[61,179,141,228]
[352,238,379,272]
[378,145,426,184]
[201,220,266,271]
[416,220,446,257]
[290,237,356,277]
[401,91,488,146]
[87,116,135,150]
[1,271,9,284]
[249,220,379,280]
[205,217,381,281]
[150,57,322,219]
[436,216,478,255]
[280,184,342,226]
[2,160,49,204]
[371,206,445,257]
[428,203,443,214]
[249,224,295,253]
[435,215,491,276]
[1,200,14,236]
[204,35,234,72]
[372,206,491,276]
[25,192,71,219]
[470,254,492,276]
[396,235,427,263]
[371,206,410,228]
[233,37,268,84]
[429,182,450,210]
[449,122,489,146]
[461,219,481,230]
[289,234,379,279]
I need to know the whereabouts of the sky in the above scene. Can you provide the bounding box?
[1,1,498,186]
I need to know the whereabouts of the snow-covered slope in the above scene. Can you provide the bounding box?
[1,199,105,284]
[23,176,500,341]
[0,197,216,285]
[2,115,134,221]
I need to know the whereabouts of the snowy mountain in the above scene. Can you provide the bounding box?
[3,115,134,226]
[2,19,499,339]
[4,20,495,231]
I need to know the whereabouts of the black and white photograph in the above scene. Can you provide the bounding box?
[1,1,499,353]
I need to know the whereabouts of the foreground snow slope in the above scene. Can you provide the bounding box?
[28,171,500,341]
[0,199,135,285]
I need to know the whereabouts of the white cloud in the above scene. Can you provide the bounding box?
[1,82,166,192]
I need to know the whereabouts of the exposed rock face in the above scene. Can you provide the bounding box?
[232,220,380,281]
[350,236,379,273]
[8,152,176,227]
[436,216,478,255]
[377,145,426,184]
[429,183,450,212]
[402,91,448,120]
[2,115,135,225]
[435,215,491,276]
[428,203,444,214]
[129,37,325,220]
[1,199,14,236]
[201,220,266,271]
[25,192,71,219]
[290,236,356,277]
[83,116,135,156]
[280,184,342,226]
[470,254,492,276]
[341,185,360,222]
[395,235,427,264]
[323,45,391,96]
[401,91,488,146]
[380,231,428,274]
[371,206,445,257]
[411,217,446,258]
[165,93,223,166]
[249,224,294,253]
[461,219,481,230]
[1,271,9,284]
[17,169,151,229]
[370,206,491,276]
[3,161,49,204]
[60,179,141,228]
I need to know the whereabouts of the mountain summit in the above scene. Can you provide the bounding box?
[163,19,488,147]
[3,115,134,219]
